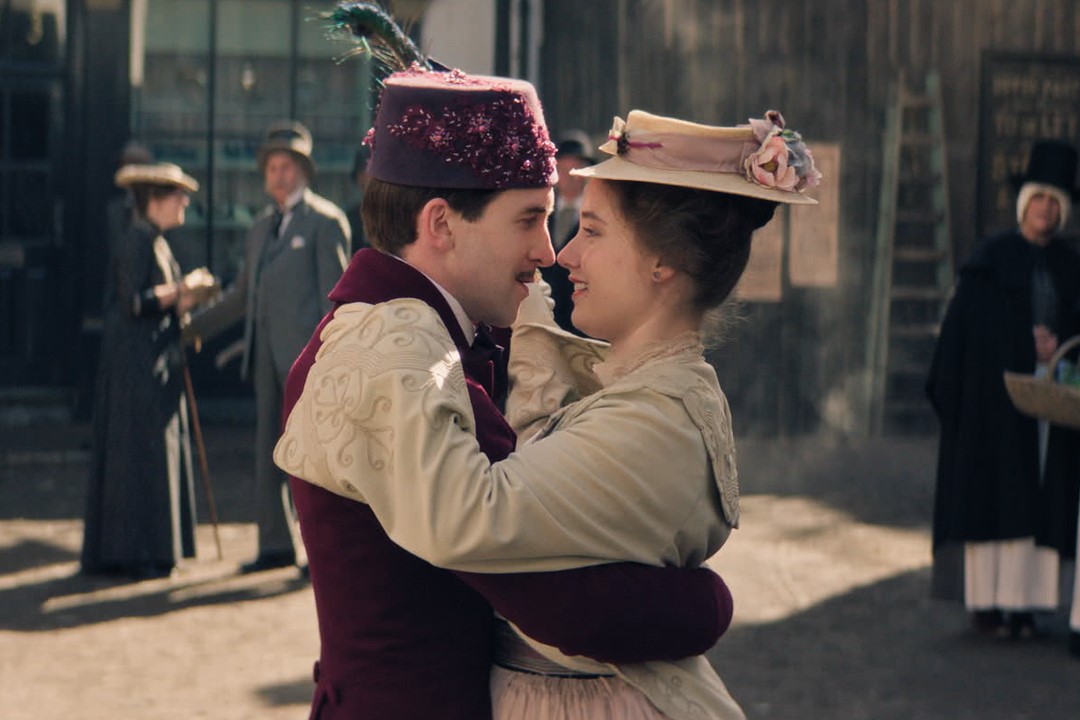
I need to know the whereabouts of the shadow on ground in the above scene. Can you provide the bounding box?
[737,434,937,530]
[1,422,259,523]
[711,568,1079,720]
[0,538,78,575]
[0,565,309,632]
[255,677,316,708]
[5,424,1078,719]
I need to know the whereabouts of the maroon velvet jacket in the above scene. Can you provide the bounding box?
[284,248,733,719]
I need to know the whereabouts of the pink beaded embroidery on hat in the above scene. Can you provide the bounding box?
[384,93,556,189]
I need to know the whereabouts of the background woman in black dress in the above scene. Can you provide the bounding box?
[81,162,215,579]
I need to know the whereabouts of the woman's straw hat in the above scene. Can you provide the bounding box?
[114,162,199,193]
[571,110,820,205]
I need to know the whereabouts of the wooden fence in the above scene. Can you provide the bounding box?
[540,0,1080,435]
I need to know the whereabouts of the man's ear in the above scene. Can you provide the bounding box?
[417,197,454,252]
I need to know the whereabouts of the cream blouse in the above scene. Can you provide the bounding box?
[274,284,746,720]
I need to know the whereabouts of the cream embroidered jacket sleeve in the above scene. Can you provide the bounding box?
[504,282,607,444]
[273,294,747,720]
[274,298,732,574]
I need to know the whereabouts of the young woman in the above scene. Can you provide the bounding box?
[276,109,821,718]
[82,162,216,579]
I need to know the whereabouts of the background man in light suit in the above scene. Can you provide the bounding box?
[187,120,350,573]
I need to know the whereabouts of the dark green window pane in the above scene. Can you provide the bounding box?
[10,170,50,236]
[11,92,49,161]
[0,2,64,64]
[0,94,7,157]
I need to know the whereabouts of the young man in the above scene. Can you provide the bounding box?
[186,121,350,573]
[277,67,734,718]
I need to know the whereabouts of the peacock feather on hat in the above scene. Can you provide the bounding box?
[328,2,438,76]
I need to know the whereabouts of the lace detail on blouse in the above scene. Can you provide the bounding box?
[593,331,705,386]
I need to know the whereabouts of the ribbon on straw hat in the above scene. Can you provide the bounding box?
[571,110,821,205]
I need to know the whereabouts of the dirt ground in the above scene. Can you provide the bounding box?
[1,422,1078,720]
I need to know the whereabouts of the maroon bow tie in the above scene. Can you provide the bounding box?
[462,325,507,404]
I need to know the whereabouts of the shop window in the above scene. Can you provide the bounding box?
[0,93,6,234]
[1,88,55,239]
[131,0,371,283]
[0,259,15,355]
[10,170,50,236]
[0,0,65,65]
[11,91,48,161]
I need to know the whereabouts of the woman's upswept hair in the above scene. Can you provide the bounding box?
[361,178,500,254]
[604,179,777,312]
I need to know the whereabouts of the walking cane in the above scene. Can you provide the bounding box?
[182,363,224,560]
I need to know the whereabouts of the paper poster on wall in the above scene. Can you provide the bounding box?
[977,53,1080,237]
[734,213,784,302]
[789,142,841,288]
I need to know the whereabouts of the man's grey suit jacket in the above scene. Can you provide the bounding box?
[187,188,350,381]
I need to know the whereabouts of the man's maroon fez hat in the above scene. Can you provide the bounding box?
[365,67,558,190]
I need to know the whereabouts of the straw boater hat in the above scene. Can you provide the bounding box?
[257,120,316,179]
[572,109,821,205]
[114,162,199,193]
[364,67,556,190]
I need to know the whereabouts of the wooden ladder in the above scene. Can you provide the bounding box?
[866,70,954,435]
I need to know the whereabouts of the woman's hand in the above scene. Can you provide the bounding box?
[176,283,199,315]
[182,267,221,306]
[150,282,196,314]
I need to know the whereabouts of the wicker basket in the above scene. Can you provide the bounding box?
[1003,335,1080,430]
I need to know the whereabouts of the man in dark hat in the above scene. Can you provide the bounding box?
[272,66,733,719]
[541,130,596,334]
[186,120,350,574]
[927,139,1080,645]
[552,129,596,248]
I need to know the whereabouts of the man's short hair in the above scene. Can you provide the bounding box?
[361,178,500,255]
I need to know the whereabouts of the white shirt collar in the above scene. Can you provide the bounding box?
[388,254,475,345]
[280,186,306,213]
[275,186,308,237]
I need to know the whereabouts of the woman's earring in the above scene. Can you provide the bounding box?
[652,270,662,282]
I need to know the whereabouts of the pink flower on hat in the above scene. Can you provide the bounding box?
[748,110,786,143]
[745,133,798,190]
[795,146,823,191]
[742,110,823,192]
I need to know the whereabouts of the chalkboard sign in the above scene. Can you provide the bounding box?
[977,52,1080,238]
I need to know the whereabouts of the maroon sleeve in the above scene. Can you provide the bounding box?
[454,562,733,664]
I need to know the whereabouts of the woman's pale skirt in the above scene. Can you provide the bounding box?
[964,538,1060,611]
[492,666,671,720]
